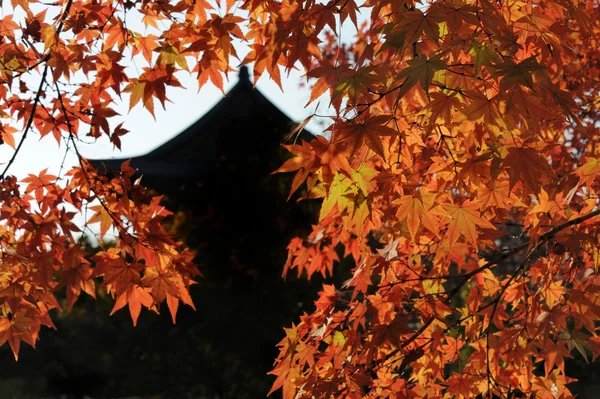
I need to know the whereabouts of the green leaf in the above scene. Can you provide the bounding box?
[469,40,498,78]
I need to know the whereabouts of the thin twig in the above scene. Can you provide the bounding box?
[0,0,74,179]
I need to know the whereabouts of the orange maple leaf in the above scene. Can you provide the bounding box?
[333,115,397,158]
[87,205,115,239]
[394,190,439,239]
[111,285,155,326]
[444,200,494,247]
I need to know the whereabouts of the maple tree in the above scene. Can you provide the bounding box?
[0,0,600,397]
[267,1,600,398]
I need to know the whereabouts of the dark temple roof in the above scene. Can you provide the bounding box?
[89,66,313,178]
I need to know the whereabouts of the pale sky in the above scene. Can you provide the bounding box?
[0,0,351,181]
[0,2,361,241]
[0,0,367,181]
[0,66,321,180]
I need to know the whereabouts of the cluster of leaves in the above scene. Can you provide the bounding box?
[0,0,263,360]
[267,1,600,398]
[1,0,600,398]
[0,160,197,359]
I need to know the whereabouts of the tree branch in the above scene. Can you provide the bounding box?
[377,207,600,370]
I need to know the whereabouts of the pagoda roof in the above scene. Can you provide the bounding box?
[89,67,313,178]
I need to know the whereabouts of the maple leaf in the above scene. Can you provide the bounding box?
[0,312,36,360]
[110,122,129,150]
[575,157,600,186]
[268,327,301,398]
[21,168,57,203]
[444,200,494,247]
[131,33,159,64]
[396,54,447,99]
[111,285,155,326]
[446,374,475,398]
[60,262,96,312]
[320,173,353,221]
[333,65,380,106]
[503,145,551,193]
[492,56,546,92]
[543,280,565,308]
[343,166,377,228]
[87,205,115,239]
[0,16,20,41]
[313,135,353,178]
[0,123,18,149]
[142,267,194,323]
[305,60,345,105]
[394,190,439,239]
[425,91,460,125]
[274,139,318,199]
[477,179,520,210]
[102,19,128,51]
[274,140,316,174]
[333,115,397,158]
[469,40,500,78]
[156,43,189,70]
[398,9,444,45]
[463,91,507,130]
[124,66,183,117]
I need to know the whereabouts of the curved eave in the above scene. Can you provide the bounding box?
[143,78,314,158]
[90,157,206,178]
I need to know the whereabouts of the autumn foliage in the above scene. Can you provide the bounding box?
[0,0,599,397]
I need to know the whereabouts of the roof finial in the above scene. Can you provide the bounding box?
[238,66,250,84]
